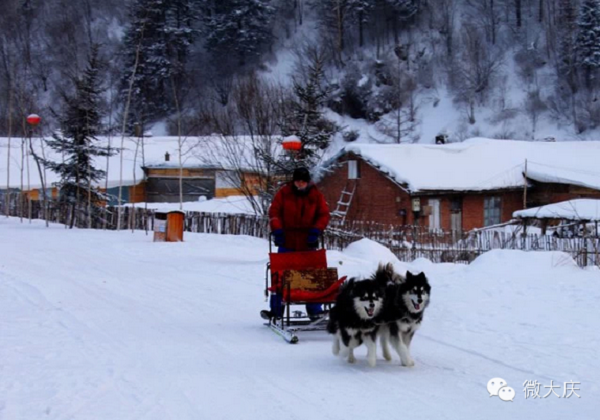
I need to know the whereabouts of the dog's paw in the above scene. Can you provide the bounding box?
[347,354,356,364]
[367,357,377,367]
[382,349,392,362]
[401,358,415,367]
[332,340,340,356]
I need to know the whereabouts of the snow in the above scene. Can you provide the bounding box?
[330,138,600,192]
[1,218,599,419]
[514,199,600,221]
[357,75,369,88]
[125,196,257,215]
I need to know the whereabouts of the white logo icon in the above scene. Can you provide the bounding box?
[487,378,508,397]
[499,386,516,402]
[487,378,514,402]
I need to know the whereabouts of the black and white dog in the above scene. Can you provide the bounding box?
[327,277,385,367]
[376,264,431,367]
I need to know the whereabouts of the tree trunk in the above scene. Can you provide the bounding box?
[336,0,345,63]
[69,203,76,229]
[170,76,184,210]
[118,22,146,230]
[515,0,522,28]
[491,0,496,44]
[20,139,24,223]
[358,10,364,48]
[5,89,12,218]
[29,136,48,227]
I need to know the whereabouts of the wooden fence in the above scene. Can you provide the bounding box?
[2,200,598,267]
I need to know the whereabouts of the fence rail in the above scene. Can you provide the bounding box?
[2,200,598,267]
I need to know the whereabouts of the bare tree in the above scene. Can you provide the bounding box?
[117,22,145,230]
[465,0,501,45]
[524,88,546,139]
[375,68,420,143]
[453,24,503,124]
[437,0,458,57]
[196,75,287,215]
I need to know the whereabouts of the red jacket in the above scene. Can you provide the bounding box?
[269,182,330,251]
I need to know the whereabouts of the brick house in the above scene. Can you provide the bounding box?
[317,139,600,231]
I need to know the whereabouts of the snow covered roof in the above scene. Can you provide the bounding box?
[329,138,600,193]
[0,135,282,190]
[513,199,600,221]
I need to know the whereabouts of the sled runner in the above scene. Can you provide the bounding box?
[263,235,346,344]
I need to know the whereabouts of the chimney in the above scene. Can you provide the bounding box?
[165,151,170,162]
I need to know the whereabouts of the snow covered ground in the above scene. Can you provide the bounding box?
[1,218,599,419]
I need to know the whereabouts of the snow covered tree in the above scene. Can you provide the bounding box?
[44,45,114,228]
[385,0,420,43]
[576,0,600,89]
[202,0,275,69]
[281,47,337,170]
[119,0,197,131]
[558,0,578,84]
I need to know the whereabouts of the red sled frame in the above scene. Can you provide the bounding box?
[264,234,346,343]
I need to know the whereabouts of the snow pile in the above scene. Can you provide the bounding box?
[340,238,409,279]
[1,219,599,419]
[514,199,600,221]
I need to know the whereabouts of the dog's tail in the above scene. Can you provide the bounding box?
[372,262,404,287]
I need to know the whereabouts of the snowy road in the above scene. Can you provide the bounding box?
[1,218,599,419]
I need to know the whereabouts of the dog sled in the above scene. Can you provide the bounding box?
[262,234,347,344]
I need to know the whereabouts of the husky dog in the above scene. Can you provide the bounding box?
[327,278,385,367]
[376,266,431,367]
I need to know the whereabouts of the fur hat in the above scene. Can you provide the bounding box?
[292,167,311,182]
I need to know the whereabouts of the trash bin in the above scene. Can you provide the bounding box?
[153,210,185,242]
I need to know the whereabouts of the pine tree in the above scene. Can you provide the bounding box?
[44,45,114,228]
[558,0,578,87]
[119,0,197,130]
[281,49,337,171]
[202,0,275,68]
[576,0,600,88]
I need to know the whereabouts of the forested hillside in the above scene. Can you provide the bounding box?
[1,0,599,142]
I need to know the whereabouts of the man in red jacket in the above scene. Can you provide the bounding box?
[261,167,331,320]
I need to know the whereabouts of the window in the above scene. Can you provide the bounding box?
[348,160,360,179]
[450,197,462,213]
[428,199,441,231]
[484,196,501,226]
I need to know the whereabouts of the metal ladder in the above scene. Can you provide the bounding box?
[331,183,356,225]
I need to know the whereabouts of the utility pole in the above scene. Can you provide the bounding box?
[523,159,528,209]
